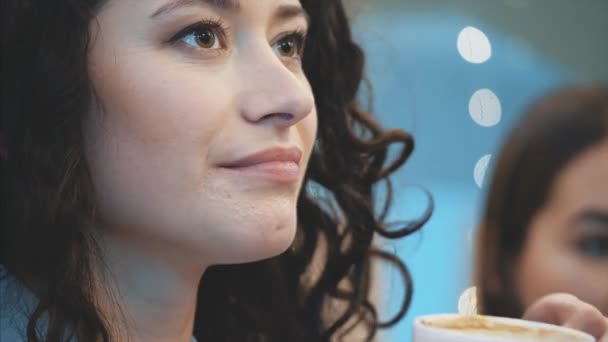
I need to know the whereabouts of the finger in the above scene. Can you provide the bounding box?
[600,319,608,342]
[523,293,606,339]
[523,293,580,325]
[562,306,606,340]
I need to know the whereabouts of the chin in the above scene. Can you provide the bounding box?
[251,218,298,261]
[200,215,297,266]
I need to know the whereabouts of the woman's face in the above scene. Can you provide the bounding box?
[515,139,608,314]
[84,0,317,265]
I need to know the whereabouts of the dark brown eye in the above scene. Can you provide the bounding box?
[273,33,305,59]
[171,20,226,50]
[578,236,608,258]
[277,38,297,57]
[194,28,217,49]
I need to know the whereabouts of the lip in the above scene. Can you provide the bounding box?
[219,147,302,168]
[217,147,303,183]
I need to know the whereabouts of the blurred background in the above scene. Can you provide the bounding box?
[345,1,608,340]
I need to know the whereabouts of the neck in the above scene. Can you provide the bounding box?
[94,229,206,342]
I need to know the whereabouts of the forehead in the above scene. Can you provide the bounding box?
[95,0,308,34]
[549,139,608,212]
[103,0,303,15]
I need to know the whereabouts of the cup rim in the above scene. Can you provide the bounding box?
[414,313,595,342]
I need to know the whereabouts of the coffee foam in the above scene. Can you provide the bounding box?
[420,315,590,341]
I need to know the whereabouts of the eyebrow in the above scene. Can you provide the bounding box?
[150,0,309,27]
[575,210,608,227]
[273,5,310,27]
[150,0,241,19]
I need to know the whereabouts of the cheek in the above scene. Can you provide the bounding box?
[86,51,235,226]
[570,261,608,315]
[90,55,229,147]
[516,225,608,311]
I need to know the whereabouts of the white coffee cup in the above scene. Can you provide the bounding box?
[413,314,595,342]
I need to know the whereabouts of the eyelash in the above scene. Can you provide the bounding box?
[167,19,308,59]
[576,235,608,258]
[274,29,307,59]
[168,18,230,46]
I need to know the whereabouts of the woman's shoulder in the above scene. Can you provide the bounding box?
[1,267,198,341]
[0,264,38,341]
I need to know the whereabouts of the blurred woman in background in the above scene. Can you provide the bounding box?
[476,86,608,319]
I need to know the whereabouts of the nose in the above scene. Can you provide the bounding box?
[236,45,315,129]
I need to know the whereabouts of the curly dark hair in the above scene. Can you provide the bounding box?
[475,86,608,318]
[0,0,429,341]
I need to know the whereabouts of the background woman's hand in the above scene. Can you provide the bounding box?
[523,293,608,341]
